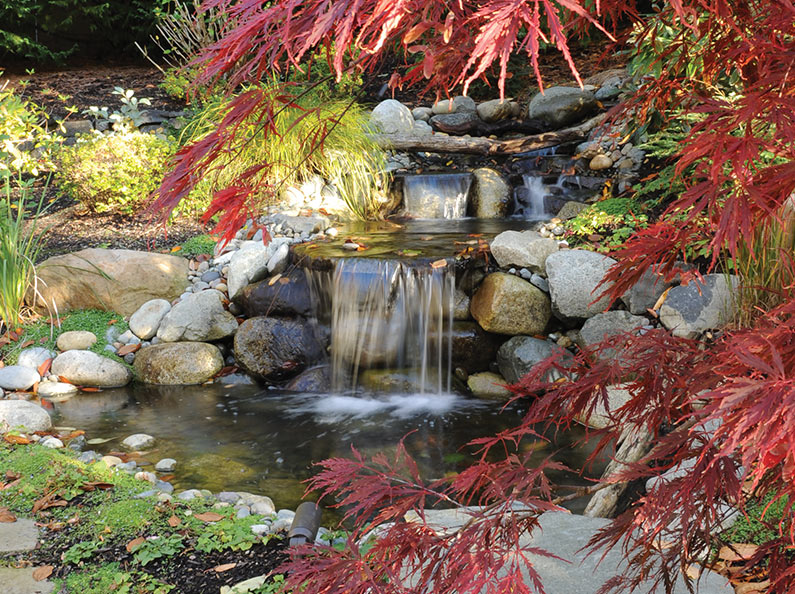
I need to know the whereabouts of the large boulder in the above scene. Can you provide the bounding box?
[470,273,551,336]
[129,299,172,340]
[621,265,684,315]
[0,366,40,391]
[16,347,56,370]
[226,238,292,300]
[233,269,313,318]
[50,350,132,387]
[55,330,96,351]
[578,311,648,361]
[489,230,559,274]
[545,250,616,323]
[449,322,507,374]
[284,366,330,392]
[0,400,51,432]
[234,316,322,382]
[133,342,224,385]
[528,86,598,128]
[29,248,188,317]
[659,274,739,339]
[469,168,512,218]
[369,100,415,134]
[497,336,571,383]
[157,289,238,342]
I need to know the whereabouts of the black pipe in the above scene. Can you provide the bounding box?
[288,501,323,547]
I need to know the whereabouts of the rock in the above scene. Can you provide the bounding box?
[226,240,273,300]
[528,86,598,128]
[412,107,433,121]
[266,242,290,276]
[429,111,481,134]
[0,517,40,554]
[56,330,97,351]
[129,299,172,340]
[0,365,40,391]
[40,435,63,448]
[50,350,132,387]
[431,96,477,115]
[576,384,632,429]
[284,366,330,392]
[449,322,507,374]
[155,458,177,472]
[122,433,156,450]
[0,567,55,594]
[497,336,571,383]
[476,99,514,123]
[16,347,56,370]
[659,275,739,339]
[579,311,648,359]
[621,265,683,315]
[545,250,616,323]
[269,214,330,236]
[0,400,51,432]
[467,371,513,400]
[157,289,238,342]
[234,269,314,318]
[453,289,471,320]
[589,154,613,170]
[134,342,224,385]
[37,382,78,398]
[469,168,511,218]
[555,200,590,220]
[234,316,322,381]
[489,230,559,274]
[370,99,415,134]
[470,273,551,336]
[250,499,275,516]
[30,248,189,316]
[413,120,433,135]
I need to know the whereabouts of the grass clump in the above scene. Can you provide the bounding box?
[178,234,217,257]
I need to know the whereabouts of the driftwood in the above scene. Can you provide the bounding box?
[371,113,606,155]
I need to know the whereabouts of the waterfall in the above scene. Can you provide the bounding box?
[306,258,455,395]
[402,173,472,219]
[514,174,549,219]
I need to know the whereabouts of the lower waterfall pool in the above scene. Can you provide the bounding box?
[49,383,608,515]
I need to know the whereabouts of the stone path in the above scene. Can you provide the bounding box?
[0,518,55,594]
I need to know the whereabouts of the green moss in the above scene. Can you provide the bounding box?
[725,494,790,546]
[179,234,217,257]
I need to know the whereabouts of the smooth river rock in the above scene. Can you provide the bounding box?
[29,248,189,316]
[233,269,313,318]
[470,273,551,336]
[476,98,515,123]
[528,86,598,128]
[50,350,132,387]
[134,342,224,385]
[234,316,322,381]
[578,310,648,360]
[469,168,511,218]
[129,299,172,340]
[497,336,572,384]
[370,99,415,134]
[659,274,739,339]
[0,400,52,432]
[157,289,238,342]
[0,365,40,391]
[467,371,513,400]
[449,322,507,374]
[56,330,97,351]
[489,230,559,274]
[16,347,56,370]
[545,250,616,323]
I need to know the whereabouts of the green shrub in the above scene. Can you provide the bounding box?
[564,196,649,252]
[179,234,216,256]
[55,131,172,214]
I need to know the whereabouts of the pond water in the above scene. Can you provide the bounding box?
[50,383,607,515]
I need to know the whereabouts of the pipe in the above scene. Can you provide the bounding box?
[288,501,322,547]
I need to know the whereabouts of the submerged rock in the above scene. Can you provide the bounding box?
[234,269,313,318]
[470,273,551,336]
[497,336,572,384]
[449,321,507,374]
[284,366,330,392]
[134,342,224,385]
[234,316,322,381]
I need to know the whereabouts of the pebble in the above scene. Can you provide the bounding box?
[155,458,177,472]
[342,242,359,250]
[117,330,136,344]
[39,436,63,449]
[215,283,228,293]
[68,434,86,451]
[192,281,210,292]
[122,433,156,450]
[250,524,270,536]
[529,274,550,293]
[177,489,203,501]
[123,353,136,365]
[218,491,241,503]
[78,451,101,464]
[589,154,613,171]
[155,480,174,494]
[236,507,251,519]
[519,268,532,281]
[277,509,296,521]
[135,471,157,484]
[116,461,138,473]
[270,519,292,533]
[102,455,123,467]
[250,501,276,516]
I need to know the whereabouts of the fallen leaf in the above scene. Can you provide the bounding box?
[171,246,182,252]
[39,336,48,344]
[159,474,175,482]
[4,434,31,445]
[213,562,237,573]
[79,387,101,393]
[5,471,21,480]
[80,481,114,492]
[32,491,67,513]
[116,344,140,356]
[63,430,85,440]
[107,319,118,325]
[431,259,447,269]
[194,512,225,522]
[126,537,145,553]
[268,274,282,286]
[718,543,759,562]
[167,515,181,527]
[37,358,53,377]
[86,437,115,445]
[32,566,53,581]
[0,507,17,522]
[734,581,770,594]
[19,340,34,349]
[57,376,73,384]
[653,287,672,311]
[279,277,290,285]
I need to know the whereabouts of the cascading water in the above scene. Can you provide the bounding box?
[306,258,455,395]
[515,174,549,219]
[402,173,472,219]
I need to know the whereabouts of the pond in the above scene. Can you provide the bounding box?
[50,383,607,515]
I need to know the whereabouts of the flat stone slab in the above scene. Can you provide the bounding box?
[0,567,55,594]
[407,510,733,594]
[0,518,39,553]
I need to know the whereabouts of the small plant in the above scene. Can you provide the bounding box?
[179,234,217,256]
[130,534,185,566]
[63,540,100,564]
[194,516,261,553]
[564,196,649,252]
[83,88,152,131]
[56,130,172,214]
[63,562,174,594]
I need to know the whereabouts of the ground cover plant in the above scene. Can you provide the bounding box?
[148,0,795,593]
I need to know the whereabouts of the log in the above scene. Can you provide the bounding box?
[370,113,607,156]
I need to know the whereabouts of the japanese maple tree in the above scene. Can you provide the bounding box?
[155,0,795,592]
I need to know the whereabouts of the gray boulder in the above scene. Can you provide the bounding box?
[234,316,322,381]
[0,400,52,432]
[621,266,681,315]
[226,240,273,300]
[129,299,172,340]
[450,322,507,374]
[476,99,515,123]
[157,289,238,342]
[575,384,632,429]
[659,274,739,338]
[133,342,224,385]
[528,86,598,128]
[555,200,590,220]
[432,96,477,114]
[469,168,511,218]
[16,347,56,370]
[370,99,415,134]
[470,273,551,336]
[497,336,572,383]
[0,365,40,391]
[489,230,558,274]
[284,366,330,392]
[429,111,480,134]
[50,350,132,387]
[545,250,616,323]
[579,310,648,360]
